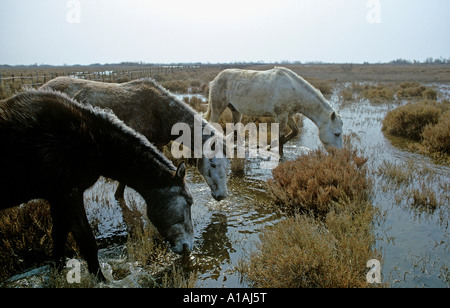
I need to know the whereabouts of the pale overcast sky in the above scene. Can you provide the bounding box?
[0,0,449,65]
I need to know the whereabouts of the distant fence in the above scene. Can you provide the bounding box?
[0,65,205,89]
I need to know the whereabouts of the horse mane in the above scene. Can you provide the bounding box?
[129,78,225,141]
[14,88,177,173]
[128,77,200,115]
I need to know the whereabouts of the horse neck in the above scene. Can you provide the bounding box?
[96,124,175,193]
[293,86,333,128]
[168,101,225,150]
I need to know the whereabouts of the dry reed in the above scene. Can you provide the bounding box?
[0,200,78,282]
[267,148,370,217]
[238,147,383,288]
[382,101,441,141]
[238,201,382,288]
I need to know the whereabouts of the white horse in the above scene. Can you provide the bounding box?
[205,67,343,155]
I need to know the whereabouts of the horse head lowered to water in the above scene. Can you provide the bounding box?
[0,89,194,280]
[41,77,228,201]
[206,67,343,155]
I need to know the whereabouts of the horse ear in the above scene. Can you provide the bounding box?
[331,112,336,121]
[176,162,186,179]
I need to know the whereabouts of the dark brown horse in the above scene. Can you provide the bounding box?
[0,89,193,280]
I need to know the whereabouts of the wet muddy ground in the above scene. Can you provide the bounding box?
[3,86,449,288]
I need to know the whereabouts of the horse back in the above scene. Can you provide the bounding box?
[210,68,296,115]
[42,77,176,148]
[0,91,100,209]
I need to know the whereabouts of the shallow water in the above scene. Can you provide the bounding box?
[336,97,449,288]
[4,86,449,288]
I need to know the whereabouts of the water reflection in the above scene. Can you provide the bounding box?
[192,213,234,280]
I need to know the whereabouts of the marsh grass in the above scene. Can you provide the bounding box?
[239,146,384,288]
[421,111,450,155]
[44,265,100,288]
[410,183,439,213]
[160,80,191,93]
[267,147,370,217]
[116,193,197,288]
[377,160,415,187]
[183,96,208,113]
[382,100,450,160]
[396,81,437,100]
[339,85,355,102]
[0,186,196,287]
[306,77,334,97]
[238,201,383,288]
[361,84,396,103]
[160,264,197,288]
[125,218,169,267]
[343,81,438,104]
[0,200,78,282]
[382,100,441,141]
[377,159,448,215]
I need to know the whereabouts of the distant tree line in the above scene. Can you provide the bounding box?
[389,57,450,65]
[1,57,449,69]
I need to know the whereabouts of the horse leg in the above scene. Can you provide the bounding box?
[64,189,106,281]
[275,114,289,156]
[230,106,242,124]
[283,117,300,143]
[114,182,125,201]
[208,100,228,123]
[208,86,229,123]
[49,203,69,271]
[230,108,243,142]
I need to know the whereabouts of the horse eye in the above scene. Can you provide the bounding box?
[335,133,341,138]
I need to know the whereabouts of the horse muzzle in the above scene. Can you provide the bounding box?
[171,240,193,255]
[212,192,227,201]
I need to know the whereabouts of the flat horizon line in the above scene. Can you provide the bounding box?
[1,58,450,69]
